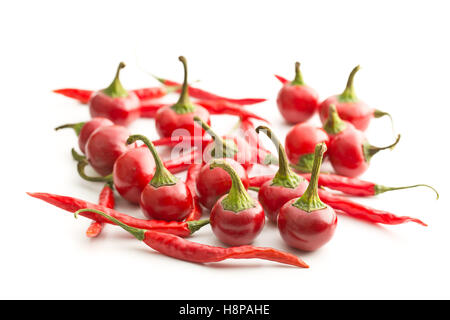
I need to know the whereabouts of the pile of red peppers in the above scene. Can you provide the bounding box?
[27,57,439,268]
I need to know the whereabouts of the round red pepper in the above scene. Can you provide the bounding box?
[278,143,337,251]
[318,65,392,131]
[127,135,194,222]
[276,62,319,124]
[209,160,265,246]
[285,123,329,172]
[89,62,141,127]
[155,57,210,138]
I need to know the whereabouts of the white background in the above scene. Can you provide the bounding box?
[1,0,449,299]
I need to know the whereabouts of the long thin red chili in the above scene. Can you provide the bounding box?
[184,163,203,221]
[299,173,439,198]
[196,100,269,123]
[27,192,209,237]
[76,208,309,268]
[274,74,289,84]
[164,149,202,174]
[53,89,93,104]
[154,77,266,105]
[152,136,212,148]
[86,183,115,238]
[130,87,169,101]
[239,118,277,165]
[248,175,427,226]
[139,103,167,118]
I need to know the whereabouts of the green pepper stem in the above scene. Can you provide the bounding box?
[75,209,145,240]
[292,143,327,212]
[374,109,395,133]
[171,56,196,114]
[363,134,401,162]
[323,104,347,135]
[102,62,129,98]
[375,184,439,199]
[291,62,305,86]
[187,219,211,234]
[126,134,177,188]
[210,159,255,213]
[77,161,113,183]
[71,148,86,162]
[55,122,86,136]
[256,126,301,188]
[339,65,360,102]
[193,116,238,158]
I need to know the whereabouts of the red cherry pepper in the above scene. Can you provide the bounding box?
[285,123,329,172]
[197,158,249,211]
[127,135,194,222]
[255,126,308,223]
[85,125,132,176]
[75,208,308,268]
[276,62,319,124]
[55,117,114,154]
[278,143,338,251]
[86,182,115,238]
[318,65,392,131]
[27,192,209,237]
[209,160,265,246]
[325,105,401,177]
[88,62,141,127]
[155,57,211,138]
[153,76,266,106]
[248,175,427,226]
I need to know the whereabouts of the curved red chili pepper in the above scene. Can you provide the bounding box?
[139,103,167,118]
[154,77,266,105]
[195,100,269,123]
[86,183,115,238]
[53,88,94,104]
[76,208,308,268]
[184,163,203,221]
[274,74,289,84]
[130,87,170,102]
[26,193,209,237]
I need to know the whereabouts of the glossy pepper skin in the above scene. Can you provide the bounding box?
[318,65,392,131]
[196,158,249,210]
[285,123,329,172]
[127,135,194,222]
[155,56,211,138]
[89,62,140,127]
[77,118,114,154]
[85,125,131,176]
[278,143,337,251]
[324,105,401,178]
[209,160,265,246]
[277,62,319,124]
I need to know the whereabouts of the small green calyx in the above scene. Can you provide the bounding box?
[256,125,302,189]
[323,104,347,135]
[102,62,129,98]
[338,65,360,103]
[362,134,401,163]
[292,143,327,212]
[74,209,145,241]
[290,62,305,86]
[55,122,86,136]
[127,134,178,188]
[194,116,238,159]
[171,56,196,114]
[187,219,210,234]
[210,159,255,213]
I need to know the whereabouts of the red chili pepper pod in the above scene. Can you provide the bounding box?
[276,62,319,124]
[324,105,401,177]
[255,126,308,223]
[86,182,115,238]
[126,135,194,222]
[278,143,338,251]
[53,88,94,104]
[274,74,289,85]
[318,65,393,131]
[75,208,308,268]
[88,62,141,127]
[285,123,329,172]
[184,163,204,221]
[209,160,265,246]
[27,192,209,237]
[195,99,269,123]
[196,158,249,211]
[55,117,114,154]
[84,124,132,176]
[155,56,211,138]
